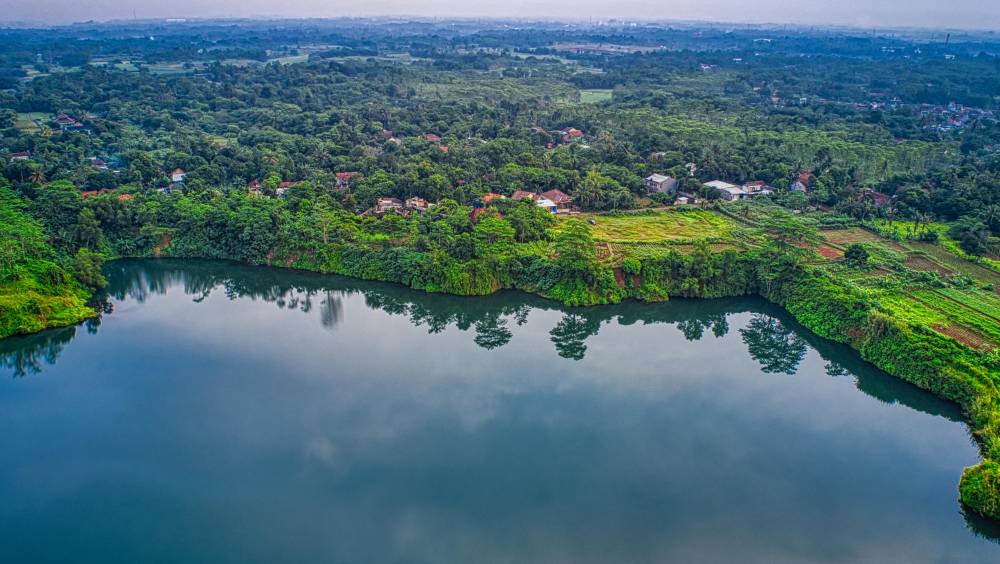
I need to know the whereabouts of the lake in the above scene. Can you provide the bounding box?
[1,260,999,563]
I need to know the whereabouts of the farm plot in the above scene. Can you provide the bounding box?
[904,253,953,276]
[823,228,908,252]
[578,210,736,243]
[881,293,1000,352]
[907,241,1000,288]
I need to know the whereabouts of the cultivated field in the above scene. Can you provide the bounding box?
[575,210,736,243]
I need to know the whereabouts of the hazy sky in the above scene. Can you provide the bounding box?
[1,0,998,30]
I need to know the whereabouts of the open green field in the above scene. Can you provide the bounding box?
[270,54,309,65]
[574,210,736,243]
[13,112,46,132]
[579,89,613,104]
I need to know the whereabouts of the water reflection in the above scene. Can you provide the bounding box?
[2,259,996,551]
[0,260,967,424]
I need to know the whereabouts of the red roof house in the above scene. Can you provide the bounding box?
[541,189,572,206]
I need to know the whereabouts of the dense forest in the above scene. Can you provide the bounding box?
[2,18,1000,521]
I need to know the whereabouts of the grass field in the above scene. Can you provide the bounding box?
[13,112,46,133]
[579,89,613,104]
[573,210,736,243]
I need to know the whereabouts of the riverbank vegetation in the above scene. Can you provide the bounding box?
[2,18,1000,520]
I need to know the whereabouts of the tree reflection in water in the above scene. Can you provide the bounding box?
[0,259,970,427]
[739,314,808,375]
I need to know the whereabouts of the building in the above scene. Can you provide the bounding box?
[170,168,186,183]
[405,196,431,212]
[742,181,774,197]
[375,197,403,215]
[560,128,584,142]
[511,190,538,202]
[542,189,572,207]
[8,151,31,162]
[422,133,441,142]
[535,197,558,213]
[481,193,506,204]
[705,180,746,201]
[645,174,677,194]
[792,171,814,192]
[336,172,359,189]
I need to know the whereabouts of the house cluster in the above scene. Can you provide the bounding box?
[529,126,586,145]
[373,196,432,216]
[53,114,87,132]
[245,172,360,198]
[704,180,774,201]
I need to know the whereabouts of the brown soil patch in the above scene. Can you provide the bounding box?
[931,323,995,353]
[817,245,842,259]
[613,267,626,288]
[904,254,953,276]
[153,232,172,257]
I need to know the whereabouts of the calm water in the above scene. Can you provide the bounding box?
[2,260,999,563]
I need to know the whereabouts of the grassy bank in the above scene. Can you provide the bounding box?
[0,188,95,339]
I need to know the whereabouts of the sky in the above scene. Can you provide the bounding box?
[0,0,998,30]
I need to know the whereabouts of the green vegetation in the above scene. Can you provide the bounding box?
[0,183,93,338]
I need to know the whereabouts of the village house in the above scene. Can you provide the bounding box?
[171,168,186,183]
[247,179,262,195]
[90,157,109,171]
[511,190,538,202]
[8,150,31,162]
[336,172,359,189]
[706,180,774,201]
[374,197,404,215]
[481,193,506,204]
[742,181,774,197]
[705,180,746,201]
[536,197,558,213]
[422,133,441,142]
[405,196,431,212]
[791,171,813,192]
[542,189,573,208]
[560,128,584,142]
[509,190,559,213]
[645,173,677,194]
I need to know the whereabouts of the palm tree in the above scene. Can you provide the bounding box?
[29,168,46,184]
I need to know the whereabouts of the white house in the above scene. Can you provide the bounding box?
[705,180,746,201]
[645,173,677,194]
[535,197,558,213]
[170,168,186,183]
